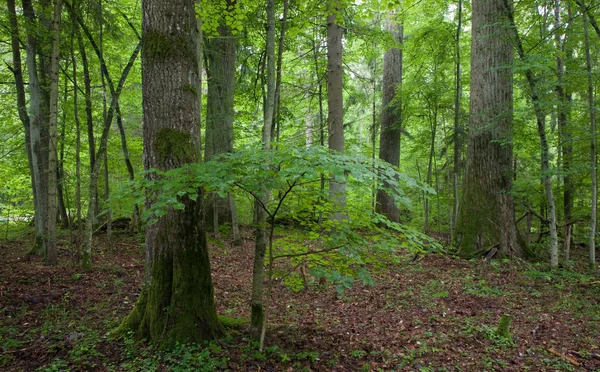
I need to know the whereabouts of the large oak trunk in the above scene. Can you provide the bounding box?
[455,0,521,258]
[120,0,221,347]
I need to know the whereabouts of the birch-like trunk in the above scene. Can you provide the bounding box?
[327,4,346,221]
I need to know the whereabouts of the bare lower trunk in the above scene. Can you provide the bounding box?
[327,6,346,221]
[582,2,597,268]
[455,0,520,258]
[120,0,222,346]
[451,0,463,240]
[23,0,47,256]
[376,18,402,223]
[251,0,275,340]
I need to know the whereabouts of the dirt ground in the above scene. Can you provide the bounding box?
[1,226,599,371]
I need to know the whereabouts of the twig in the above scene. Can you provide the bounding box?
[570,350,600,360]
[547,348,580,367]
[272,244,345,260]
[578,281,600,286]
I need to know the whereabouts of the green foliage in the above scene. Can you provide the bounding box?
[112,145,440,295]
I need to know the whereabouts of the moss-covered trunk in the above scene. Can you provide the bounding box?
[454,0,521,258]
[120,0,221,348]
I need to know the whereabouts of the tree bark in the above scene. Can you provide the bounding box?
[455,0,521,258]
[119,0,221,347]
[581,1,597,268]
[451,0,463,241]
[204,2,238,233]
[376,18,402,223]
[250,0,276,340]
[7,0,37,241]
[555,0,574,261]
[327,4,346,221]
[23,0,48,256]
[46,0,63,266]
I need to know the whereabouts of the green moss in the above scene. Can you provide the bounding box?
[153,128,197,165]
[142,29,195,63]
[250,303,264,339]
[495,314,512,340]
[115,287,149,339]
[181,83,198,97]
[218,315,247,329]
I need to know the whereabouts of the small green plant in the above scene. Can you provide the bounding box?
[351,349,368,358]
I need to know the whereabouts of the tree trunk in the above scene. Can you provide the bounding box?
[70,6,83,243]
[555,0,574,261]
[581,1,597,268]
[23,0,47,256]
[455,0,521,258]
[327,4,346,221]
[204,3,238,233]
[46,0,62,266]
[505,0,558,266]
[376,17,402,223]
[250,0,276,340]
[7,0,37,239]
[451,0,463,241]
[119,0,221,347]
[424,102,437,233]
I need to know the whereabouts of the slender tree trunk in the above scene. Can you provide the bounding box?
[451,0,463,241]
[582,1,597,268]
[327,4,346,221]
[505,0,558,266]
[119,0,222,346]
[7,0,36,238]
[272,0,289,143]
[455,0,521,258]
[425,102,437,233]
[75,14,97,223]
[69,14,142,268]
[46,0,63,266]
[555,0,574,261]
[58,77,70,228]
[23,0,47,256]
[251,0,276,340]
[115,103,140,230]
[70,6,83,243]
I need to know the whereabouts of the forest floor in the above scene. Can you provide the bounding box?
[1,225,599,371]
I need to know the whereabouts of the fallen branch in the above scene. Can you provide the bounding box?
[570,350,600,360]
[548,348,580,367]
[578,281,600,286]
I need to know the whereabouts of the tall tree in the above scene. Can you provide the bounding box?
[250,0,276,340]
[120,0,221,347]
[505,0,558,266]
[46,0,63,266]
[22,0,48,256]
[455,0,521,257]
[327,2,346,220]
[581,0,597,269]
[376,17,403,223]
[204,0,240,237]
[555,0,574,261]
[451,0,463,240]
